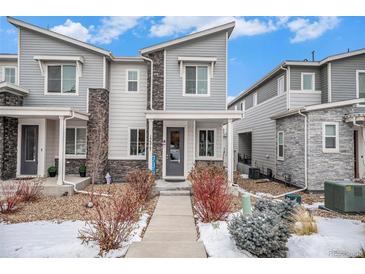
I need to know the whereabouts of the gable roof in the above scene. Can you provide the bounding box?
[7,17,112,57]
[228,47,365,107]
[140,21,235,55]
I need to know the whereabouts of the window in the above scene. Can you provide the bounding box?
[185,65,209,95]
[127,70,139,92]
[277,75,285,95]
[253,92,257,106]
[47,64,77,94]
[357,70,365,100]
[199,129,215,157]
[66,128,87,156]
[3,67,16,84]
[277,131,284,160]
[240,100,246,112]
[301,73,315,91]
[129,128,146,157]
[322,123,339,153]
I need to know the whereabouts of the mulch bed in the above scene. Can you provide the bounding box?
[237,177,365,223]
[0,183,158,224]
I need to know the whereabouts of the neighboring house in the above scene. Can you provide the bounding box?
[229,49,365,191]
[0,17,240,185]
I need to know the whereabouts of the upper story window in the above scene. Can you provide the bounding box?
[129,128,146,157]
[301,72,315,91]
[253,92,257,106]
[127,70,139,92]
[47,64,77,94]
[240,100,246,112]
[322,122,339,153]
[66,127,87,156]
[277,75,285,95]
[199,129,215,157]
[3,67,16,84]
[184,65,209,95]
[277,131,284,160]
[357,70,365,99]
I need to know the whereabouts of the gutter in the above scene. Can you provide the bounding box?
[140,55,154,111]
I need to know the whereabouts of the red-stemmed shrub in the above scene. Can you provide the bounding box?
[126,169,156,204]
[78,186,142,256]
[189,164,232,223]
[0,182,22,213]
[17,178,44,202]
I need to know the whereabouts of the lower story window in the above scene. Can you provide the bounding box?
[66,128,87,155]
[129,128,146,156]
[323,122,339,153]
[277,131,284,160]
[199,129,214,157]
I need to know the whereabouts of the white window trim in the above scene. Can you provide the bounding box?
[44,63,79,96]
[2,66,17,84]
[65,127,87,157]
[182,64,211,96]
[322,122,339,153]
[126,69,140,93]
[277,131,284,161]
[241,99,246,118]
[301,72,315,91]
[196,128,217,159]
[127,127,147,159]
[253,92,258,106]
[277,75,285,95]
[356,70,365,99]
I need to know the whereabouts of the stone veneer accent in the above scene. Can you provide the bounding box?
[276,106,354,191]
[145,50,164,110]
[152,121,163,178]
[55,158,86,175]
[0,92,23,180]
[108,160,147,182]
[86,88,109,183]
[276,114,306,188]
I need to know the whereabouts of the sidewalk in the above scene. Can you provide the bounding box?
[126,195,207,258]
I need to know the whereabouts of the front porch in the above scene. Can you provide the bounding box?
[146,110,241,184]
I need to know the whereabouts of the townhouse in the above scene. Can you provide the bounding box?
[0,17,240,185]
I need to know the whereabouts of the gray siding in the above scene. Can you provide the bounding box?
[256,72,286,104]
[165,32,227,110]
[19,28,104,112]
[108,62,148,159]
[245,93,254,109]
[233,94,287,175]
[331,53,365,102]
[290,66,321,91]
[320,64,328,103]
[290,92,321,108]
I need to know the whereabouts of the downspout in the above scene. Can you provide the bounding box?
[140,55,154,111]
[62,111,111,197]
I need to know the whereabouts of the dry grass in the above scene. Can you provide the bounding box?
[0,184,158,224]
[292,207,318,235]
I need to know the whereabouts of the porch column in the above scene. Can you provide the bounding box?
[227,119,233,185]
[57,116,65,185]
[148,119,154,171]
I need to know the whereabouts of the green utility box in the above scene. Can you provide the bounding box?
[285,193,302,204]
[324,181,365,213]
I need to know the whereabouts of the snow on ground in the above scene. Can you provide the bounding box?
[0,213,149,258]
[198,215,365,258]
[303,202,324,211]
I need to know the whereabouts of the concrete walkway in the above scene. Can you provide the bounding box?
[126,195,207,258]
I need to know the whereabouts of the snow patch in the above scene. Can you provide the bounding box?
[0,213,149,258]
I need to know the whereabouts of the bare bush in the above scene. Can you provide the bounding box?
[17,178,44,202]
[0,182,22,213]
[189,164,232,222]
[126,169,155,204]
[78,186,142,256]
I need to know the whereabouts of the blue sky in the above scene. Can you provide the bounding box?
[1,16,365,99]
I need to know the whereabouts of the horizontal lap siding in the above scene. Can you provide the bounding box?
[290,92,322,108]
[233,94,287,175]
[257,72,286,104]
[290,66,321,91]
[331,54,365,102]
[19,28,104,112]
[320,65,328,103]
[165,32,227,110]
[108,62,148,159]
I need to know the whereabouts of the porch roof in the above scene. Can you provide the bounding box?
[0,106,89,120]
[0,81,29,96]
[145,110,242,121]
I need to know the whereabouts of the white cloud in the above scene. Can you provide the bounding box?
[51,17,142,45]
[51,19,93,42]
[150,16,281,38]
[287,17,340,43]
